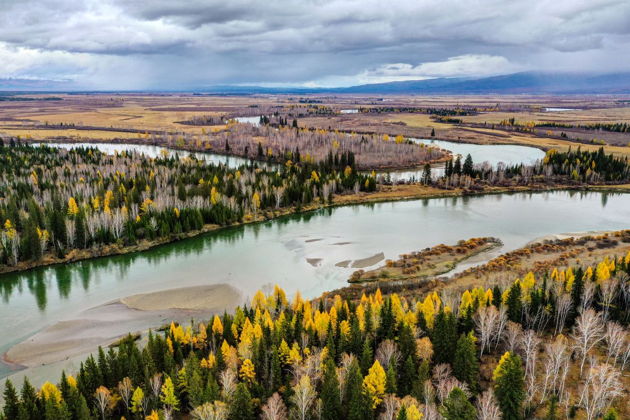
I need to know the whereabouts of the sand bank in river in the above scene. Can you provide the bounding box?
[121,284,241,311]
[4,284,241,369]
[351,252,385,268]
[526,230,614,246]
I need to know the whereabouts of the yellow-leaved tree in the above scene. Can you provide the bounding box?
[67,197,79,216]
[363,360,386,408]
[239,359,256,383]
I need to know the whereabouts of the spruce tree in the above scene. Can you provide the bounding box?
[3,380,20,420]
[397,406,408,420]
[321,357,341,420]
[345,359,370,420]
[493,352,525,420]
[398,355,416,396]
[360,338,373,374]
[19,379,40,420]
[432,310,458,365]
[385,362,397,394]
[453,332,479,393]
[229,383,254,420]
[463,154,474,176]
[506,282,523,323]
[441,387,476,420]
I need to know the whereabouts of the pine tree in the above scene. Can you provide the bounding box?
[398,355,416,396]
[360,338,374,374]
[432,310,458,365]
[385,362,397,394]
[493,352,525,420]
[453,332,479,393]
[229,383,254,420]
[345,359,370,420]
[544,396,558,420]
[321,357,341,420]
[3,380,20,420]
[463,154,474,176]
[602,408,619,420]
[397,406,408,420]
[441,387,476,420]
[22,218,42,260]
[506,282,523,323]
[19,378,41,420]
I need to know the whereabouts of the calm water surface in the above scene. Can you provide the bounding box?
[382,139,546,181]
[1,190,629,378]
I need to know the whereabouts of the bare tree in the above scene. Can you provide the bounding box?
[423,402,440,420]
[290,375,316,420]
[379,394,400,420]
[578,362,622,420]
[261,393,288,420]
[554,293,572,335]
[519,329,541,404]
[376,339,401,368]
[572,309,604,375]
[117,377,133,413]
[149,373,163,401]
[603,321,626,366]
[600,278,619,320]
[476,389,502,420]
[191,401,229,420]
[94,386,111,420]
[220,369,237,401]
[432,364,469,403]
[539,335,568,404]
[580,281,596,313]
[475,305,499,356]
[493,305,508,350]
[65,219,75,248]
[503,321,522,353]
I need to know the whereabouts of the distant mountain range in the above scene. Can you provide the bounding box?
[2,72,630,94]
[0,78,76,91]
[332,72,630,95]
[208,72,630,95]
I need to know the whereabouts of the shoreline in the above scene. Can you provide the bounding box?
[3,284,243,369]
[2,182,630,276]
[24,137,454,172]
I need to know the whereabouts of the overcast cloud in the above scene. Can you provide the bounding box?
[1,0,629,89]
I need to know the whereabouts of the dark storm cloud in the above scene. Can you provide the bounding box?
[0,0,629,88]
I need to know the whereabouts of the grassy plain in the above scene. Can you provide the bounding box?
[2,93,630,158]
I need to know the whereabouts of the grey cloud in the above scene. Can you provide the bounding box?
[0,0,629,88]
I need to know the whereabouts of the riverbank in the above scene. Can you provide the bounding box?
[2,182,630,276]
[3,284,242,368]
[348,237,502,284]
[318,229,630,303]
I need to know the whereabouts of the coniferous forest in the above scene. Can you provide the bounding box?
[2,251,628,419]
[0,142,375,267]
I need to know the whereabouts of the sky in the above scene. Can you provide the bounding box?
[1,0,629,89]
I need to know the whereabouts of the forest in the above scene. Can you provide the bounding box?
[429,147,630,189]
[154,123,448,170]
[0,141,375,267]
[2,250,628,419]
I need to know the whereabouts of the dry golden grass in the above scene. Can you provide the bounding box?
[0,128,139,140]
[384,113,454,129]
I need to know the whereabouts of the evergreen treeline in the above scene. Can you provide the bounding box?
[3,251,628,419]
[0,141,375,267]
[436,147,630,189]
[357,107,476,116]
[536,122,630,133]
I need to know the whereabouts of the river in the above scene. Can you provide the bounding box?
[1,190,629,381]
[1,140,623,384]
[381,139,546,182]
